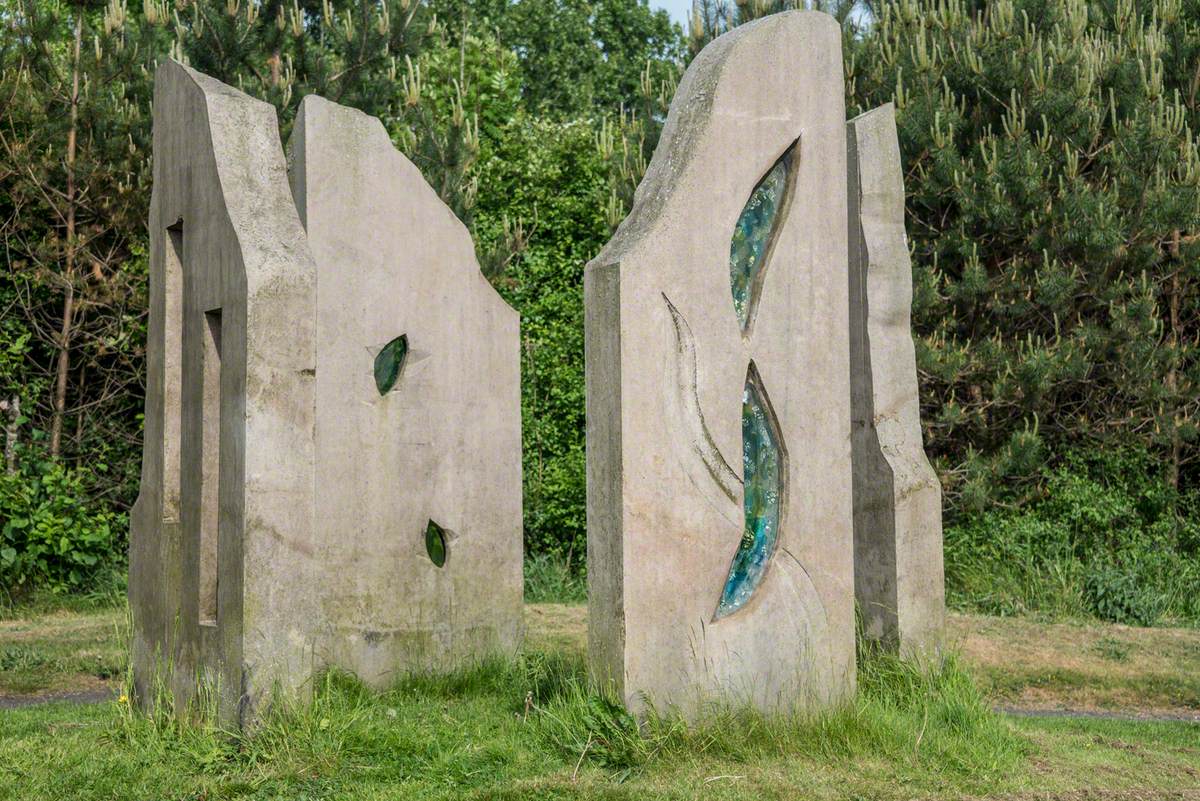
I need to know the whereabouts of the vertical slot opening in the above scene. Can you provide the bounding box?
[199,308,222,626]
[165,222,184,522]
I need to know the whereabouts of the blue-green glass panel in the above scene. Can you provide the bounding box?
[716,374,783,618]
[374,334,408,396]
[729,147,794,330]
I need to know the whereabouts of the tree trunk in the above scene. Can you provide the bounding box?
[50,13,82,458]
[1167,229,1182,491]
[1,397,18,475]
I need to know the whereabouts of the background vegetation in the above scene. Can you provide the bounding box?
[0,0,1197,625]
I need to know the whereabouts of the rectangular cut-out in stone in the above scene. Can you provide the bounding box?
[131,63,522,726]
[847,103,945,658]
[585,11,856,719]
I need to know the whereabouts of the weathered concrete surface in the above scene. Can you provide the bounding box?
[131,64,523,726]
[585,11,856,717]
[131,60,319,726]
[847,104,945,658]
[288,95,523,681]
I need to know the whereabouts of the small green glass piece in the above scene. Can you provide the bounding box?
[425,520,447,568]
[373,334,408,395]
[729,145,795,330]
[716,370,783,619]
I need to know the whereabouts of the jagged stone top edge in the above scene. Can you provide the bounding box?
[586,11,837,273]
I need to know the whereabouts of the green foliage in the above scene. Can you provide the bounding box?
[1084,565,1165,627]
[0,0,158,509]
[945,445,1200,623]
[432,0,683,116]
[0,450,124,596]
[847,0,1200,510]
[476,117,612,561]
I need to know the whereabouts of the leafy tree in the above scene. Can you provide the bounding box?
[0,0,161,479]
[431,0,684,116]
[474,116,612,562]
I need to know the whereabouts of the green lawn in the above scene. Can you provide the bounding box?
[0,602,1197,800]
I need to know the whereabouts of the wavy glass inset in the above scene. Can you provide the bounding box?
[716,365,784,619]
[729,142,797,331]
[373,334,409,395]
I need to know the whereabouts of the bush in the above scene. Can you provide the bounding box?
[945,445,1200,624]
[0,448,124,596]
[475,117,611,561]
[1083,565,1164,627]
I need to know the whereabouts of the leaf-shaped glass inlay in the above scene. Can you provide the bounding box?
[425,519,448,568]
[716,365,784,619]
[373,334,408,395]
[729,142,796,331]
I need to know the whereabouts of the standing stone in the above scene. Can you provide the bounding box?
[131,63,522,725]
[130,61,320,726]
[287,95,523,683]
[847,103,945,658]
[585,11,856,717]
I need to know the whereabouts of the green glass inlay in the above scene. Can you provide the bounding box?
[729,145,795,330]
[373,334,408,395]
[425,520,447,568]
[716,370,783,618]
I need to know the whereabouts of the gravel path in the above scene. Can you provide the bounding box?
[0,688,115,710]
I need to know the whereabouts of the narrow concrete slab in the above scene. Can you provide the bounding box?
[848,104,945,659]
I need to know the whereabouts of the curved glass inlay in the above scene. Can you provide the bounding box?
[729,142,796,331]
[716,366,784,619]
[374,334,409,395]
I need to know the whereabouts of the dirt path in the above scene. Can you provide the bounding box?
[0,687,114,710]
[996,705,1200,724]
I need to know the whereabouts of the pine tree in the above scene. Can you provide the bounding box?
[160,0,482,219]
[848,0,1200,510]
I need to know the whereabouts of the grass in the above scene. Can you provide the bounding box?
[524,554,586,604]
[1,583,1199,799]
[951,613,1200,715]
[1,639,1197,800]
[0,602,125,696]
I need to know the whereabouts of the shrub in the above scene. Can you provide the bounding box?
[0,448,124,596]
[945,445,1200,624]
[1082,565,1164,627]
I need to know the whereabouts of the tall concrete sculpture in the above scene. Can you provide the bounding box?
[288,95,523,684]
[585,12,856,717]
[848,104,945,658]
[130,62,522,726]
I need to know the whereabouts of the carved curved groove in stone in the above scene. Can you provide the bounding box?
[715,363,786,619]
[663,293,740,503]
[729,138,799,332]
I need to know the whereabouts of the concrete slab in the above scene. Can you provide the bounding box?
[848,104,945,659]
[585,11,856,718]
